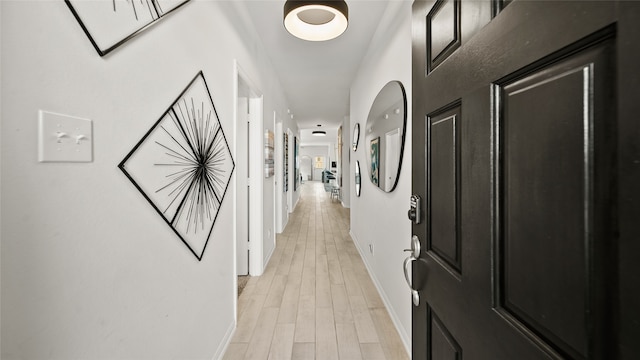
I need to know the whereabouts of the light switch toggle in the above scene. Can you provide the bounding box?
[56,132,69,143]
[75,135,87,144]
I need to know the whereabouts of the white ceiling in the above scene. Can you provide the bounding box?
[243,0,395,131]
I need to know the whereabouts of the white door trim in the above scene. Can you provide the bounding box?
[233,60,265,281]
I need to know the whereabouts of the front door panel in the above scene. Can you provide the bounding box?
[411,1,636,359]
[428,305,462,360]
[428,104,462,274]
[494,42,614,358]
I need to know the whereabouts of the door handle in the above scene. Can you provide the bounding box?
[403,235,421,306]
[403,257,420,306]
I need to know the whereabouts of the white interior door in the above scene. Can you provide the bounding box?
[384,128,400,192]
[235,62,266,276]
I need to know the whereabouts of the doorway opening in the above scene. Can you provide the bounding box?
[234,61,264,302]
[301,155,313,181]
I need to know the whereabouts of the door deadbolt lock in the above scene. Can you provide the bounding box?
[408,195,422,224]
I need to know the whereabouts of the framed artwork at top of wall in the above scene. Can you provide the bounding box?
[66,0,191,56]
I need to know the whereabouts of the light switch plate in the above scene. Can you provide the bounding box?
[38,110,93,162]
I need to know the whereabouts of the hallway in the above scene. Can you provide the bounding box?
[223,182,409,359]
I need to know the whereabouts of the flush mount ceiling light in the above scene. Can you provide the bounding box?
[312,130,327,136]
[284,0,349,41]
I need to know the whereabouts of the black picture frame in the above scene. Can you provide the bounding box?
[119,71,235,261]
[284,133,289,192]
[65,0,191,57]
[264,130,275,178]
[294,136,300,191]
[370,137,380,187]
[355,160,362,197]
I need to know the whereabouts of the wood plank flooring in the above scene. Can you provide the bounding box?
[223,182,409,360]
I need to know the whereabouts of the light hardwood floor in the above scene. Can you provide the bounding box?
[223,182,409,360]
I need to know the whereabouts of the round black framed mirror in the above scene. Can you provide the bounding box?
[365,81,407,192]
[352,123,360,151]
[355,160,361,197]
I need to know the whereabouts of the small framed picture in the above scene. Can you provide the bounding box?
[370,137,380,187]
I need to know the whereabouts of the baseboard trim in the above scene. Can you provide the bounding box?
[263,243,275,272]
[212,320,236,360]
[349,230,411,357]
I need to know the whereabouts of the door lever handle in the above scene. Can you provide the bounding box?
[403,235,422,306]
[403,256,420,306]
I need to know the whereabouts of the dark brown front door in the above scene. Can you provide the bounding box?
[410,1,640,358]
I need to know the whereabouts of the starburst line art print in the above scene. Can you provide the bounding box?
[66,0,191,56]
[119,72,235,261]
[111,0,163,22]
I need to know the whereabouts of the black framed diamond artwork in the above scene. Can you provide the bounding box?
[119,72,235,261]
[65,0,191,56]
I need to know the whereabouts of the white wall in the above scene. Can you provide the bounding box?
[263,111,297,267]
[1,1,289,359]
[262,110,276,268]
[349,2,412,354]
[275,117,300,233]
[275,120,287,233]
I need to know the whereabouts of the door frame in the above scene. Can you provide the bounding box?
[287,128,294,214]
[234,60,265,279]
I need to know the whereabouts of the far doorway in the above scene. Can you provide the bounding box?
[300,156,312,182]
